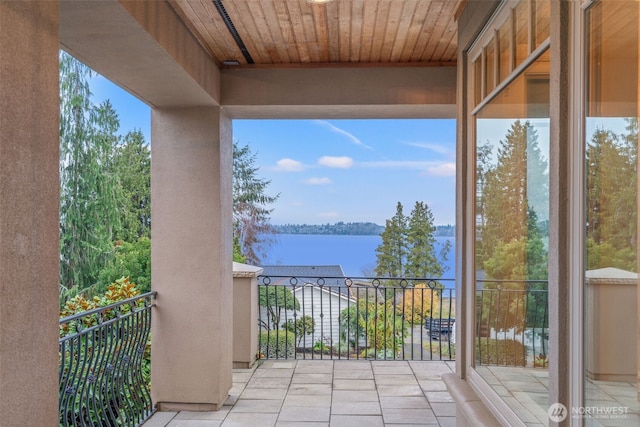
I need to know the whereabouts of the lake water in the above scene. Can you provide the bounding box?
[261,234,455,281]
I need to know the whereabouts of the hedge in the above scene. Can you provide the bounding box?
[258,330,296,359]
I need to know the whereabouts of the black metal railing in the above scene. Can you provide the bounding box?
[59,292,156,426]
[257,276,456,361]
[476,280,549,368]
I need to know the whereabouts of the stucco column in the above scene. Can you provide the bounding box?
[151,107,233,411]
[0,1,60,425]
[233,262,263,368]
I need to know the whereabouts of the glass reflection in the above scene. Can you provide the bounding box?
[474,50,550,423]
[584,1,639,425]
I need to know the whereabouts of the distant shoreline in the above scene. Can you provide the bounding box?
[273,222,455,237]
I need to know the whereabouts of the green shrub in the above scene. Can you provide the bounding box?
[475,338,526,366]
[259,330,295,358]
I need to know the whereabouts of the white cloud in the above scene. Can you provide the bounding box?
[314,120,373,150]
[405,142,452,156]
[426,163,456,176]
[304,177,333,185]
[318,156,353,169]
[274,158,304,172]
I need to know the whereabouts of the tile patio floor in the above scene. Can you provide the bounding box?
[144,359,457,427]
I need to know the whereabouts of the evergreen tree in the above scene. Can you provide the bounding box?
[586,122,638,271]
[375,201,449,279]
[479,120,549,280]
[59,53,124,291]
[113,129,151,242]
[375,202,408,277]
[233,142,279,265]
[405,201,449,278]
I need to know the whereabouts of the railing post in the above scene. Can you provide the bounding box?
[233,263,263,368]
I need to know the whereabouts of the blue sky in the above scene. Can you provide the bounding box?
[91,76,456,226]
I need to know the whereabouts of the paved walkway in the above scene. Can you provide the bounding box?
[144,359,456,426]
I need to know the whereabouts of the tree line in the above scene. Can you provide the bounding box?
[59,52,151,301]
[273,222,455,237]
[58,53,278,300]
[274,222,384,235]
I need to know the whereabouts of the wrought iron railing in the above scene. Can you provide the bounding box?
[476,280,549,368]
[59,292,156,426]
[257,276,456,361]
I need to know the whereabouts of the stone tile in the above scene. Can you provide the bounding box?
[232,372,253,383]
[333,379,376,390]
[220,412,278,427]
[374,374,417,385]
[144,412,177,427]
[333,369,373,380]
[371,360,409,367]
[224,394,240,407]
[230,399,283,413]
[424,391,454,403]
[329,415,384,427]
[174,409,230,420]
[333,361,372,370]
[331,400,381,415]
[381,408,438,424]
[417,379,448,391]
[430,402,456,417]
[332,390,379,402]
[409,361,453,377]
[251,368,294,378]
[379,396,430,409]
[501,380,547,393]
[282,394,331,407]
[436,416,457,427]
[225,384,247,406]
[167,421,222,427]
[295,363,334,374]
[258,361,296,369]
[277,406,331,422]
[291,373,333,384]
[246,377,291,389]
[287,383,333,395]
[376,385,424,397]
[372,366,413,375]
[238,388,288,400]
[275,423,328,427]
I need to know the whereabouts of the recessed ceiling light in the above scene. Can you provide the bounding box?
[306,0,334,4]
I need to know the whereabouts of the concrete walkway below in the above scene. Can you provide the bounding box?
[144,359,456,426]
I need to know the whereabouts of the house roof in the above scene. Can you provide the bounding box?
[259,265,346,288]
[260,265,345,278]
[292,283,357,303]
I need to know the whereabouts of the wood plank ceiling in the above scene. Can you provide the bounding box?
[169,0,462,67]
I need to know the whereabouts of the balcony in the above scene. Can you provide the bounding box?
[58,267,554,426]
[144,359,456,426]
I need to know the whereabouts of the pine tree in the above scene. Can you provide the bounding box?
[375,202,408,277]
[59,52,124,291]
[479,120,549,280]
[405,201,449,278]
[233,142,279,265]
[586,122,638,270]
[113,129,151,242]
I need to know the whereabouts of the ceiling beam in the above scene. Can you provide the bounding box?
[221,66,456,119]
[60,0,221,108]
